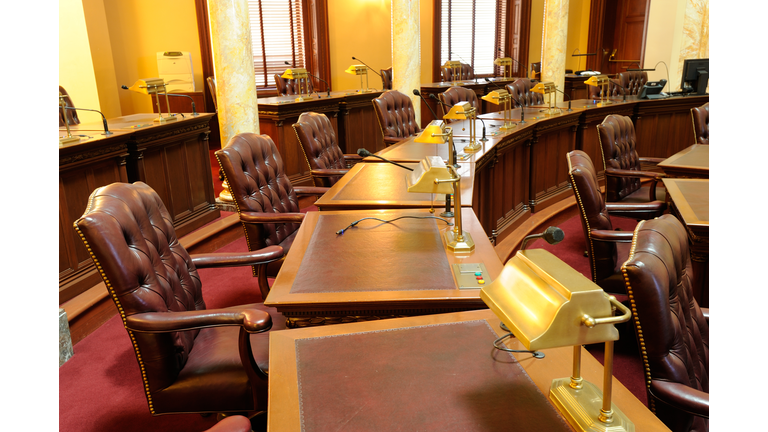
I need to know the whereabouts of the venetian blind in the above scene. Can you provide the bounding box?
[440,0,507,77]
[248,0,307,88]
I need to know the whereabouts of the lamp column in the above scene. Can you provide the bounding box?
[541,0,569,103]
[391,0,421,125]
[208,0,260,203]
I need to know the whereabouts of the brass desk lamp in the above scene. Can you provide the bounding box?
[443,102,481,153]
[406,156,474,253]
[531,81,561,115]
[124,78,177,123]
[481,89,515,130]
[494,57,513,80]
[584,75,612,107]
[481,249,634,432]
[345,65,372,93]
[282,68,313,101]
[59,93,80,145]
[415,120,456,218]
[443,60,462,86]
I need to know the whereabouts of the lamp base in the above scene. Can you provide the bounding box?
[463,141,482,153]
[499,122,517,131]
[356,89,373,94]
[444,230,475,253]
[59,135,81,145]
[295,96,314,102]
[543,107,562,116]
[154,115,178,123]
[549,378,634,432]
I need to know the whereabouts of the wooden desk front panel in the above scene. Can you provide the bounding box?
[634,96,708,158]
[59,139,129,303]
[129,115,220,238]
[337,92,385,154]
[529,113,580,212]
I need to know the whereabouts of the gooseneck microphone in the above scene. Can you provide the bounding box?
[484,78,526,124]
[413,89,439,121]
[352,56,382,77]
[357,148,413,171]
[429,93,487,142]
[520,226,565,250]
[553,88,572,111]
[60,106,113,136]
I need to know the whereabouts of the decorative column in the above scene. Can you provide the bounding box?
[541,0,569,103]
[208,0,260,202]
[677,0,709,92]
[391,0,421,124]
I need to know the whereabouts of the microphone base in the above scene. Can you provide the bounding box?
[440,210,454,218]
[445,230,475,253]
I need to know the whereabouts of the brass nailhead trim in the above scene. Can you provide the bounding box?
[567,156,597,282]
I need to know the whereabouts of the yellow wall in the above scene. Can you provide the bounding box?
[101,0,204,115]
[529,0,545,66]
[60,0,103,124]
[82,0,121,119]
[328,0,393,92]
[565,0,590,72]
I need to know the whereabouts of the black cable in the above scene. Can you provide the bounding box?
[493,333,545,359]
[336,216,453,235]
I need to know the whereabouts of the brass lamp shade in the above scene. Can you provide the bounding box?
[344,65,368,76]
[531,81,556,95]
[584,74,610,87]
[405,156,454,195]
[126,78,165,95]
[480,249,618,351]
[443,102,473,120]
[493,57,512,67]
[481,89,509,105]
[414,120,447,144]
[282,68,308,79]
[442,60,461,69]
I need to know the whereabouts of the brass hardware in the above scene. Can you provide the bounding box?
[443,102,481,152]
[531,82,561,115]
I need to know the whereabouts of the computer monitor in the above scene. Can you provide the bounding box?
[680,58,709,95]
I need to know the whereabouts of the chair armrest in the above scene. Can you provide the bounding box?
[383,136,403,146]
[294,186,329,197]
[650,380,709,418]
[639,156,665,165]
[311,168,349,177]
[343,154,364,162]
[606,202,667,213]
[190,246,283,269]
[124,307,273,334]
[590,230,634,242]
[240,211,305,224]
[605,167,665,180]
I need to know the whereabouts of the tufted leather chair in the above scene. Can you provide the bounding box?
[206,76,218,112]
[74,182,285,416]
[372,90,421,146]
[691,102,709,144]
[618,71,648,96]
[441,63,474,82]
[438,86,480,120]
[274,74,314,96]
[216,133,328,277]
[59,86,79,127]
[505,78,544,108]
[566,150,666,294]
[622,214,709,432]
[597,114,668,209]
[293,112,362,187]
[587,80,624,99]
[381,67,393,90]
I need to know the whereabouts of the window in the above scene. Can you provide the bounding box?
[248,0,307,88]
[437,0,509,79]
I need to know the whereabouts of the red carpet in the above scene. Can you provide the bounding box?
[60,209,649,431]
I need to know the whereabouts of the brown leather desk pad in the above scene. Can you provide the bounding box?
[290,213,454,293]
[294,319,573,432]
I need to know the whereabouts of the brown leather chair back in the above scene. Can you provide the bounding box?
[293,112,346,187]
[691,102,709,144]
[59,86,79,127]
[505,78,544,108]
[587,80,623,99]
[597,114,643,202]
[618,71,648,95]
[372,90,421,145]
[274,73,314,96]
[216,133,301,252]
[73,182,271,415]
[622,215,709,432]
[438,86,480,119]
[442,63,474,82]
[381,67,393,90]
[206,76,218,111]
[566,150,620,287]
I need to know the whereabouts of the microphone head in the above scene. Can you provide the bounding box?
[412,89,421,96]
[543,226,565,245]
[357,148,372,157]
[352,56,357,60]
[121,85,128,89]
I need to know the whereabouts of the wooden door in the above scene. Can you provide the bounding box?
[587,0,650,74]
